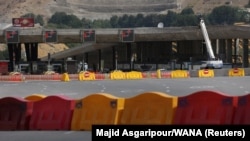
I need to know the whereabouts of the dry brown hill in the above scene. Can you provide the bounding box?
[0,0,249,23]
[0,0,249,59]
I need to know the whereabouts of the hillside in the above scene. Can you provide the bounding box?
[0,0,249,59]
[0,0,249,23]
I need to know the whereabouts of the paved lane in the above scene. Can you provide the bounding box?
[0,76,249,99]
[0,76,249,141]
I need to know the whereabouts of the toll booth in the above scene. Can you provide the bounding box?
[65,60,77,74]
[19,63,29,74]
[52,63,63,73]
[36,61,47,74]
[31,61,38,74]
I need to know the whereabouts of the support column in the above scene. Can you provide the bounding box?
[243,39,249,68]
[31,43,38,61]
[24,43,31,62]
[218,39,226,61]
[233,38,238,66]
[126,43,132,62]
[7,44,14,72]
[211,39,217,57]
[85,53,88,63]
[226,39,233,63]
[7,43,21,72]
[98,49,101,72]
[14,43,21,64]
[112,46,116,70]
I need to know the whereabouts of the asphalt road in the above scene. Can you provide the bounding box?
[0,76,250,141]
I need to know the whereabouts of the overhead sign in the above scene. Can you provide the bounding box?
[120,29,134,42]
[43,30,57,43]
[5,30,19,43]
[12,18,34,27]
[81,30,96,42]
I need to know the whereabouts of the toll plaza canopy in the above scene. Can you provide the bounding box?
[1,24,250,60]
[1,25,250,43]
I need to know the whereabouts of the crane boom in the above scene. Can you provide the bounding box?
[199,19,223,69]
[200,19,215,60]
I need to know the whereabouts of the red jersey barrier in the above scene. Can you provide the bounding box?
[233,94,250,124]
[0,97,33,130]
[173,90,236,125]
[29,95,75,130]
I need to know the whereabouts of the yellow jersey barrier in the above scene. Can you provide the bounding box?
[126,71,143,80]
[110,70,126,80]
[61,73,70,82]
[24,94,47,102]
[228,68,245,77]
[118,91,177,125]
[198,69,214,78]
[171,70,189,78]
[78,71,96,81]
[157,69,161,79]
[71,93,124,131]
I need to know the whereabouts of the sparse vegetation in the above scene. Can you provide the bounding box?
[45,5,249,29]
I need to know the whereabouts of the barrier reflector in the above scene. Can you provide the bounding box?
[29,95,75,130]
[198,69,214,78]
[233,94,250,124]
[61,73,70,82]
[79,71,96,81]
[24,94,47,102]
[110,70,126,80]
[0,97,33,130]
[173,90,235,124]
[171,70,189,78]
[228,68,245,77]
[119,92,177,125]
[71,93,124,131]
[126,71,143,79]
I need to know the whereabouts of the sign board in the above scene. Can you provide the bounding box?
[81,30,96,42]
[5,30,19,43]
[12,18,34,27]
[43,30,57,43]
[119,29,134,42]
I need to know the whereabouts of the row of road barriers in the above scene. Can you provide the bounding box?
[0,68,248,82]
[1,90,250,131]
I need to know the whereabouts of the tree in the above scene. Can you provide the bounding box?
[110,15,119,28]
[208,5,241,25]
[134,14,144,27]
[36,14,44,26]
[21,13,45,26]
[48,12,82,28]
[81,18,92,28]
[118,14,129,28]
[165,11,178,26]
[180,7,194,15]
